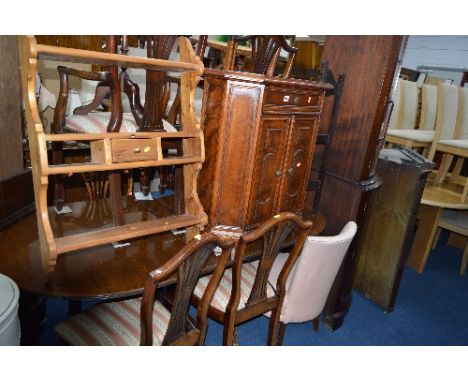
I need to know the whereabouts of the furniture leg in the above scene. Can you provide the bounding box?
[140,168,152,196]
[461,241,468,276]
[434,154,454,185]
[52,141,64,209]
[432,227,442,250]
[267,308,282,346]
[108,171,124,226]
[277,322,286,345]
[452,157,464,183]
[68,300,82,316]
[407,204,442,273]
[313,316,319,332]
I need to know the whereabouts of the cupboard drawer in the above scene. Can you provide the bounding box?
[264,88,323,110]
[91,138,160,164]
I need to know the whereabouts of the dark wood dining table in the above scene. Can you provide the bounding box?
[0,193,324,343]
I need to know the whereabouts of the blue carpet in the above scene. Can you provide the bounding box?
[39,231,468,345]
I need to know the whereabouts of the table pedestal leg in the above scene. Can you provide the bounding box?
[407,204,442,273]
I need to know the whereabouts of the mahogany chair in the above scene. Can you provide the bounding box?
[192,212,313,345]
[265,221,357,345]
[54,233,236,345]
[224,35,298,78]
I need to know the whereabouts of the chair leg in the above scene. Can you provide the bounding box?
[313,316,320,332]
[435,154,454,185]
[461,242,468,276]
[432,227,442,250]
[223,320,236,346]
[452,157,464,183]
[277,322,286,346]
[267,308,282,346]
[461,177,468,203]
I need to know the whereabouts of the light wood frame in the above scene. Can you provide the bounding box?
[18,36,207,272]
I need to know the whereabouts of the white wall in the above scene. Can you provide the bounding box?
[402,35,468,84]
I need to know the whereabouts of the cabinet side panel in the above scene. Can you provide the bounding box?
[214,81,264,226]
[198,78,225,220]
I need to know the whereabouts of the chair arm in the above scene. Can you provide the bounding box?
[56,66,112,82]
[52,65,121,133]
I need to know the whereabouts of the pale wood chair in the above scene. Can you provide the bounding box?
[432,86,468,201]
[386,80,437,155]
[192,212,313,345]
[432,209,468,276]
[54,233,236,345]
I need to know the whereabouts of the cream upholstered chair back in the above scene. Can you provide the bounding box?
[427,82,459,160]
[268,221,357,325]
[455,87,468,139]
[397,80,419,130]
[419,84,438,131]
[438,83,459,140]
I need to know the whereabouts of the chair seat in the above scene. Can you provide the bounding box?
[64,112,177,134]
[438,139,468,150]
[54,297,170,346]
[193,262,276,312]
[386,129,434,142]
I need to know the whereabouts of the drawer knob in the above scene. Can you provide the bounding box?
[144,146,151,153]
[134,147,141,154]
[275,170,281,177]
[293,96,300,105]
[288,167,294,175]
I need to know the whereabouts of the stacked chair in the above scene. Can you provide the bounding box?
[386,79,438,156]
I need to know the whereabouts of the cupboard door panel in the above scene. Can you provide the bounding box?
[278,117,319,214]
[246,117,290,227]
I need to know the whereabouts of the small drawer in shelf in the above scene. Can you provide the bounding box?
[91,138,161,164]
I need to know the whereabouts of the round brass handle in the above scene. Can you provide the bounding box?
[133,147,141,154]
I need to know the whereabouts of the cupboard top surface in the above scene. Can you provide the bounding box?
[203,68,333,91]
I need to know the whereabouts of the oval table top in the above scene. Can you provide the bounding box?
[0,196,324,300]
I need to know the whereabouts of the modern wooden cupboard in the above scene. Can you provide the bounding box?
[198,69,332,231]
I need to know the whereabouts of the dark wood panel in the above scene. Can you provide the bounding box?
[315,36,405,330]
[354,148,433,311]
[247,116,289,226]
[215,81,264,225]
[0,169,35,230]
[279,117,318,214]
[0,36,23,182]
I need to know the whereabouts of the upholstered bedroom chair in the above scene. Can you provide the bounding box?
[265,221,357,345]
[54,233,235,346]
[192,212,313,346]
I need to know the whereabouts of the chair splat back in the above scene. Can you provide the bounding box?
[55,233,235,346]
[215,212,312,345]
[226,35,297,78]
